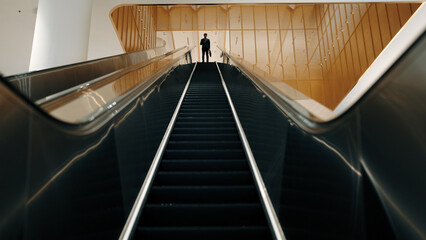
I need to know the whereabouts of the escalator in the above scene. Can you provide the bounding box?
[134,63,273,239]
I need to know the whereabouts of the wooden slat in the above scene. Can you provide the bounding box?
[361,10,374,66]
[410,3,421,13]
[386,4,401,37]
[355,24,367,73]
[376,4,392,49]
[398,3,412,26]
[369,4,383,58]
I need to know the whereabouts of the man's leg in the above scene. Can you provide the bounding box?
[206,50,209,62]
[202,49,206,62]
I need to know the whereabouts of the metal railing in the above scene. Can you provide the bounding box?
[43,46,194,126]
[119,62,198,240]
[218,46,332,133]
[6,43,171,101]
[216,62,286,240]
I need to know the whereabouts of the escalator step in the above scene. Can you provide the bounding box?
[163,149,245,159]
[147,185,258,203]
[180,108,231,114]
[174,122,235,128]
[172,127,237,134]
[181,100,228,104]
[178,112,232,117]
[169,133,240,141]
[167,141,242,149]
[154,171,253,185]
[140,203,266,226]
[136,226,271,240]
[176,116,234,122]
[159,159,248,171]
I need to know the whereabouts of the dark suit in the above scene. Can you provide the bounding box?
[200,37,210,62]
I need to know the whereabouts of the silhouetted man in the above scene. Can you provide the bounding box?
[200,33,210,63]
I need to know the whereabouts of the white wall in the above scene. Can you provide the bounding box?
[29,0,93,71]
[87,0,126,60]
[0,0,38,76]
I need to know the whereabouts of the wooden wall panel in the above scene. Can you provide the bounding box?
[228,7,241,30]
[411,3,422,13]
[361,15,374,66]
[266,6,280,29]
[282,29,296,80]
[377,4,392,47]
[229,30,243,57]
[242,7,254,30]
[197,8,205,30]
[180,7,193,30]
[254,6,267,29]
[111,3,419,109]
[292,7,304,29]
[278,6,292,29]
[111,5,157,53]
[218,8,227,30]
[398,4,412,26]
[320,3,418,109]
[156,8,169,31]
[268,30,282,78]
[368,5,383,58]
[205,6,217,30]
[256,30,269,70]
[387,4,402,36]
[243,30,256,64]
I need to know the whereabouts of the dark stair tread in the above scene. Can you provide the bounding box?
[178,112,233,117]
[163,149,245,159]
[135,226,272,240]
[167,141,242,149]
[147,185,258,203]
[154,171,253,185]
[140,203,267,226]
[174,122,235,128]
[170,133,240,141]
[159,159,248,171]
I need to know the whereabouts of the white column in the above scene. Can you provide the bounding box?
[29,0,93,71]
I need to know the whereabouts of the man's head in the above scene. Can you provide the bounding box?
[204,33,207,38]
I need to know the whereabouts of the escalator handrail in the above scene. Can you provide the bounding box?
[119,62,198,240]
[215,62,286,240]
[36,46,187,106]
[218,45,325,133]
[0,46,195,134]
[5,44,171,101]
[42,46,195,126]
